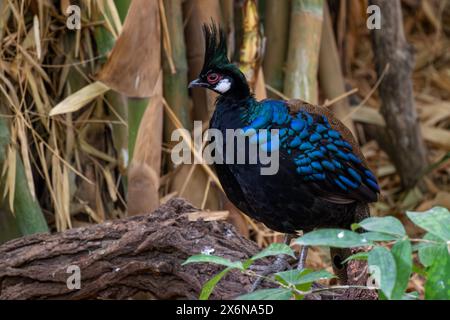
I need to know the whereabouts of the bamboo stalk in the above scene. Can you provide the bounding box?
[263,0,290,97]
[183,0,222,122]
[220,0,235,57]
[284,0,324,104]
[128,74,163,215]
[128,98,150,164]
[238,0,263,90]
[319,2,356,134]
[0,117,48,237]
[162,0,191,142]
[94,1,129,175]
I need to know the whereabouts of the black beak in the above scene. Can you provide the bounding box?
[188,78,208,89]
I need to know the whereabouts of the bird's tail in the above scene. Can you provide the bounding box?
[331,203,370,284]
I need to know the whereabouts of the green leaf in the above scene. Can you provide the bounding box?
[407,207,450,241]
[356,216,406,237]
[418,233,446,267]
[368,246,397,299]
[275,269,310,286]
[183,255,243,270]
[343,252,368,263]
[250,243,296,261]
[425,245,450,300]
[237,288,293,300]
[362,232,399,242]
[200,267,232,300]
[275,269,335,286]
[295,229,372,248]
[402,292,419,300]
[391,240,412,300]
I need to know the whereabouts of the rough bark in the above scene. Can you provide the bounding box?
[0,199,376,300]
[370,0,428,188]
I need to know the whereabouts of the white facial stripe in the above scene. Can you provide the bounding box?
[214,78,231,93]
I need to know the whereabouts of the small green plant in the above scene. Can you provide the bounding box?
[183,207,450,300]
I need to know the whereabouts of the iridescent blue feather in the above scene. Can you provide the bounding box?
[241,99,380,197]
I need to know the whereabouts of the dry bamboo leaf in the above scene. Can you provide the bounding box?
[16,44,50,84]
[159,0,176,74]
[421,126,450,150]
[49,81,110,116]
[52,153,62,230]
[79,138,118,164]
[102,167,118,202]
[352,106,450,149]
[38,142,60,227]
[97,0,161,97]
[62,165,71,229]
[96,1,118,39]
[5,145,16,212]
[188,210,229,222]
[16,119,36,199]
[33,15,41,60]
[160,192,178,204]
[421,0,441,31]
[163,98,222,189]
[95,183,106,223]
[200,177,212,209]
[84,204,104,224]
[25,66,48,128]
[351,106,386,126]
[0,74,21,109]
[105,0,123,34]
[377,164,397,178]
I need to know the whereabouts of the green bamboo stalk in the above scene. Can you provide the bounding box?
[0,208,21,244]
[163,0,191,142]
[128,98,150,158]
[0,117,49,238]
[94,1,130,173]
[114,0,132,21]
[284,0,324,103]
[263,0,290,97]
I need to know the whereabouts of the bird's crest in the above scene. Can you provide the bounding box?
[201,23,231,73]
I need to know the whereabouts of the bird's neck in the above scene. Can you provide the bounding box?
[217,94,256,108]
[214,95,262,130]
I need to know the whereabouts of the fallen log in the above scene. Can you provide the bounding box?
[0,198,376,300]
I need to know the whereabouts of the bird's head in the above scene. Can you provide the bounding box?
[188,23,250,100]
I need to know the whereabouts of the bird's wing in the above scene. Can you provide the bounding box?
[243,99,380,204]
[285,99,379,203]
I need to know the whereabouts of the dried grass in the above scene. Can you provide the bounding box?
[0,0,126,231]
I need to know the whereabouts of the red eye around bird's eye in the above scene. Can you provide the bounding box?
[207,73,221,84]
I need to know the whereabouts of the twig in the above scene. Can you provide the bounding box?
[323,88,359,107]
[343,63,390,122]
